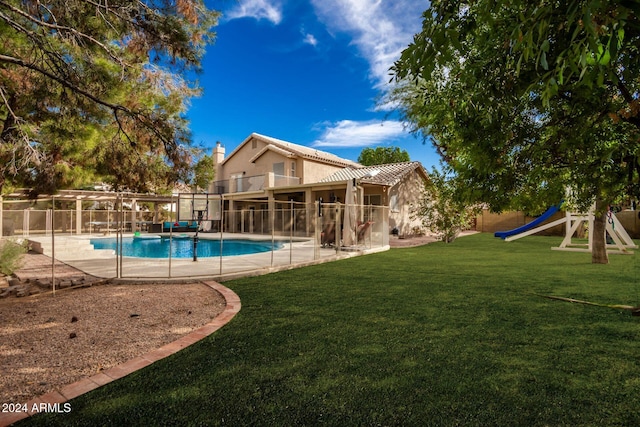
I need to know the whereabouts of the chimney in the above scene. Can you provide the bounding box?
[213,141,225,180]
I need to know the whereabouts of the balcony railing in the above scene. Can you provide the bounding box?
[211,173,301,194]
[273,174,300,187]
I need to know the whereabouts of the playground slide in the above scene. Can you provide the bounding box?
[494,204,562,239]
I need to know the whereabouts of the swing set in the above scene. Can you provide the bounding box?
[499,204,638,254]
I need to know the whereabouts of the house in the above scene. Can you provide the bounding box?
[205,133,429,237]
[318,162,429,237]
[209,132,359,194]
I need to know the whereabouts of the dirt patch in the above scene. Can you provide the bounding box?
[0,282,225,403]
[389,231,479,248]
[389,235,440,248]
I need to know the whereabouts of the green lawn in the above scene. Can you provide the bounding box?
[23,234,640,426]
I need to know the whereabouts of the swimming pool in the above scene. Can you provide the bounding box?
[90,236,283,258]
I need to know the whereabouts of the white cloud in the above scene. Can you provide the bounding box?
[302,32,318,47]
[225,0,283,25]
[313,119,405,148]
[310,0,428,88]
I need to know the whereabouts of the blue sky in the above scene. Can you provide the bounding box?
[189,0,437,168]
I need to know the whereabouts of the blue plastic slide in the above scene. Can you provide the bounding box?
[494,204,562,239]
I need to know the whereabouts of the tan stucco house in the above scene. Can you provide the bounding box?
[318,161,429,236]
[207,132,429,236]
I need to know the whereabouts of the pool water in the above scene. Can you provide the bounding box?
[90,236,283,258]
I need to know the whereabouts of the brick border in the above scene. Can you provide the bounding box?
[0,281,240,427]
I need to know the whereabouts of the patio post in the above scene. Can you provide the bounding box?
[219,195,224,276]
[131,198,138,233]
[314,201,320,260]
[168,195,174,278]
[51,196,56,296]
[117,194,123,278]
[305,188,312,235]
[107,202,112,236]
[270,200,275,267]
[22,208,29,237]
[335,202,341,253]
[75,197,82,234]
[290,199,293,265]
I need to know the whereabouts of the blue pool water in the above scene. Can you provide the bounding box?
[90,237,283,258]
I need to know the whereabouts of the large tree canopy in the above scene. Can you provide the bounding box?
[357,146,410,166]
[392,0,640,263]
[0,0,219,194]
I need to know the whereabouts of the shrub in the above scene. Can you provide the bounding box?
[0,239,28,276]
[412,167,480,243]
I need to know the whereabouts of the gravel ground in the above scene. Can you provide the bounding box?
[389,230,478,248]
[0,279,225,404]
[389,234,440,248]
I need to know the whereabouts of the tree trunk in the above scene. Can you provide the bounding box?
[591,198,609,264]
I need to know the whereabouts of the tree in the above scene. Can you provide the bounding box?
[0,0,219,195]
[191,152,214,192]
[392,0,640,264]
[358,146,410,166]
[413,167,479,243]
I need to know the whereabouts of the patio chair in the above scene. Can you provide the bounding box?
[357,221,374,243]
[321,222,336,247]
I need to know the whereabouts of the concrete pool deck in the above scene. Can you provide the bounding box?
[27,232,389,282]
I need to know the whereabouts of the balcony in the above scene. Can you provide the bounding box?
[211,173,301,194]
[273,174,300,188]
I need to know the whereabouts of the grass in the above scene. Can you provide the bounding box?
[22,234,640,426]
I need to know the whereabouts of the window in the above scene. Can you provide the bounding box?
[363,194,382,223]
[251,139,257,149]
[364,194,382,205]
[291,161,296,177]
[273,162,285,176]
[390,194,400,213]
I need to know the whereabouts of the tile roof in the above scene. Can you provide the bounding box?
[248,144,295,163]
[318,161,427,187]
[224,133,361,168]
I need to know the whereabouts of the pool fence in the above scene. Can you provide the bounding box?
[1,196,389,280]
